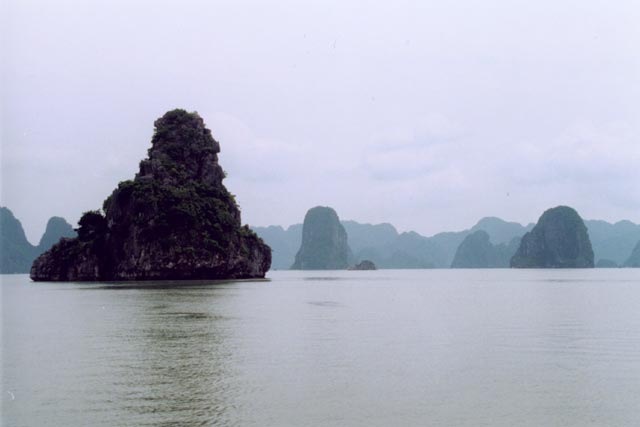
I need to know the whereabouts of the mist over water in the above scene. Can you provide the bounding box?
[3,269,640,426]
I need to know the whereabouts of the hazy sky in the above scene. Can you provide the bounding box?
[2,0,639,243]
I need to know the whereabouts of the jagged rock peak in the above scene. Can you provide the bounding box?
[510,205,594,268]
[31,109,271,281]
[137,109,225,187]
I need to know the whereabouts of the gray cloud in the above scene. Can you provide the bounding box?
[2,0,639,243]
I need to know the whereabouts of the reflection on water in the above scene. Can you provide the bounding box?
[2,269,640,426]
[82,278,269,291]
[306,301,341,307]
[114,291,239,426]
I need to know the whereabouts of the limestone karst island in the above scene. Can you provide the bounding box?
[30,109,271,281]
[511,206,594,268]
[291,206,351,270]
[6,113,637,279]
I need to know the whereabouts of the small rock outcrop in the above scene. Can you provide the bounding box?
[350,260,377,270]
[31,109,271,281]
[451,230,519,268]
[623,241,640,267]
[37,217,76,253]
[291,206,350,270]
[510,206,594,268]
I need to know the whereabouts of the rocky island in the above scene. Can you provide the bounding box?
[291,206,351,270]
[31,109,271,281]
[350,260,377,270]
[1,207,76,274]
[510,206,594,268]
[1,207,38,274]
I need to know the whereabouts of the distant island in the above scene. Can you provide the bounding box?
[450,230,520,268]
[5,197,639,275]
[0,207,75,274]
[30,109,271,281]
[253,211,640,270]
[4,190,640,275]
[350,260,377,270]
[291,206,351,270]
[254,216,533,270]
[511,206,594,268]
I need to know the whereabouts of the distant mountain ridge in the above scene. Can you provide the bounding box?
[253,216,534,269]
[254,216,640,270]
[1,207,76,274]
[451,230,521,268]
[584,220,640,265]
[4,205,639,273]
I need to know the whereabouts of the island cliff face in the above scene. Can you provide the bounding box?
[291,206,350,270]
[31,109,271,281]
[510,206,594,268]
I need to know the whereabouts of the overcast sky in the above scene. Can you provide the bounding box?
[2,0,639,243]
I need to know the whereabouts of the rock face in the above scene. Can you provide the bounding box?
[451,230,519,268]
[37,217,76,253]
[1,207,38,273]
[510,206,594,268]
[623,241,640,267]
[31,109,271,281]
[350,260,376,270]
[291,206,350,270]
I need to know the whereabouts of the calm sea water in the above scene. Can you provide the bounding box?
[2,269,640,426]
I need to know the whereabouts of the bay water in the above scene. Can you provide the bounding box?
[2,269,640,426]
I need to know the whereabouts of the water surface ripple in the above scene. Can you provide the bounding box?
[2,269,640,426]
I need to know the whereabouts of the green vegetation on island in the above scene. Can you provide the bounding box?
[30,109,271,281]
